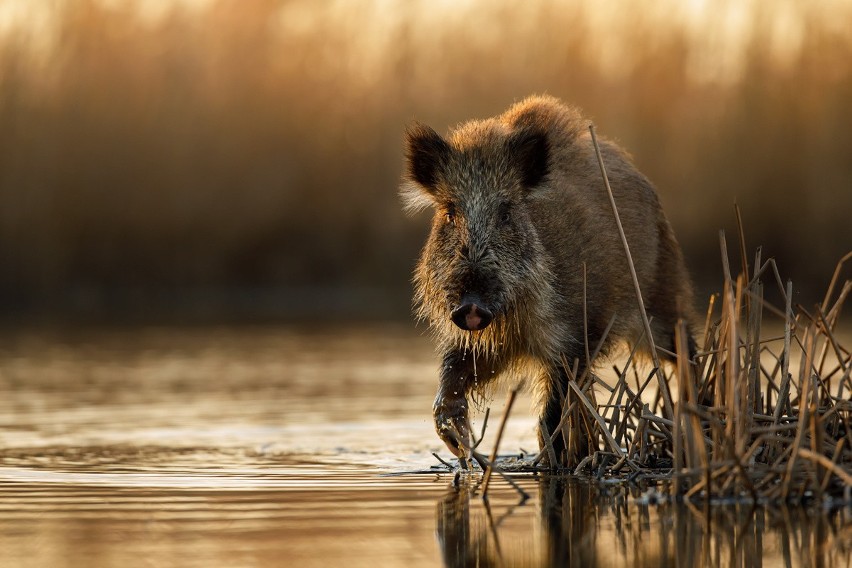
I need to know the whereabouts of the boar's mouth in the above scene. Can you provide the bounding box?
[450,294,494,331]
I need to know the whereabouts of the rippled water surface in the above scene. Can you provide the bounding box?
[0,326,849,567]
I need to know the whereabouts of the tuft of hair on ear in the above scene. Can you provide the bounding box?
[507,125,550,189]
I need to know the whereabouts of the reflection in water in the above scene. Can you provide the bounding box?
[436,476,852,567]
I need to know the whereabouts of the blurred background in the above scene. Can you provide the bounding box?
[0,0,850,324]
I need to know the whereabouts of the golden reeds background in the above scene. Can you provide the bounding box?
[0,0,850,321]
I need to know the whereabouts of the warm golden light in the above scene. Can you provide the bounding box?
[2,0,847,86]
[0,0,849,317]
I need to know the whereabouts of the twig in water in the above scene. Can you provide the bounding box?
[472,407,491,450]
[574,454,595,475]
[432,452,455,470]
[471,449,529,500]
[534,418,559,468]
[443,428,530,500]
[482,497,504,562]
[482,383,523,498]
[797,448,852,487]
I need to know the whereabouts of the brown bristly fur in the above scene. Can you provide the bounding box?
[402,95,697,463]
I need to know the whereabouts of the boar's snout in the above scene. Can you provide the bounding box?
[451,295,494,331]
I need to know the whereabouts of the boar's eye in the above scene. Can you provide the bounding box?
[444,204,456,225]
[498,202,512,225]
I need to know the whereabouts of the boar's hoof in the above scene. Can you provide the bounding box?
[434,401,472,458]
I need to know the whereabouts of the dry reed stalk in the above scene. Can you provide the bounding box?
[820,251,852,314]
[538,419,558,468]
[432,452,455,470]
[583,262,591,370]
[679,322,708,481]
[590,124,674,419]
[797,448,852,487]
[774,279,794,427]
[568,379,624,458]
[661,245,847,501]
[672,351,684,495]
[735,203,750,287]
[630,412,647,460]
[819,439,847,493]
[472,407,491,450]
[481,384,522,497]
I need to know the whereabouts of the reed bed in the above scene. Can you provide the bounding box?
[535,245,852,503]
[447,241,851,504]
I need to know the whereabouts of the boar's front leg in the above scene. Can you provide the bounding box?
[433,349,500,458]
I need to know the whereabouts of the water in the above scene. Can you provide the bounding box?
[0,325,849,567]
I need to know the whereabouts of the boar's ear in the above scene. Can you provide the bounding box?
[508,126,549,189]
[401,122,452,213]
[405,122,451,189]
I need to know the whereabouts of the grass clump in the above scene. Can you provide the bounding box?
[439,245,851,505]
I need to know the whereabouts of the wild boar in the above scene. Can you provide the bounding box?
[401,95,696,464]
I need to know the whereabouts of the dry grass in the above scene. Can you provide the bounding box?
[445,246,851,504]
